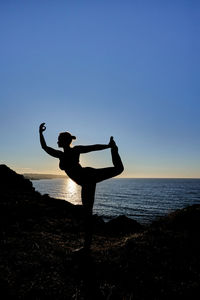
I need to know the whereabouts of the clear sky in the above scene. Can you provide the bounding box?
[0,0,200,178]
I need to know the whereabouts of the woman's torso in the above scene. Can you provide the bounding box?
[59,147,81,171]
[59,147,84,184]
[59,147,96,185]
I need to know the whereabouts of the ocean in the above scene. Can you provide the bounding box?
[32,178,200,224]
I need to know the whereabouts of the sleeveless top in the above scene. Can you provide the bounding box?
[59,148,84,185]
[59,147,81,172]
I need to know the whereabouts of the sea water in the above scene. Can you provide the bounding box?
[32,178,200,224]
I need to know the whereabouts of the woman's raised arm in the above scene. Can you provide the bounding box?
[39,123,62,158]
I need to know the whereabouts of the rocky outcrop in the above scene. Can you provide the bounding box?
[0,164,83,223]
[0,164,200,299]
[105,215,143,234]
[0,164,142,234]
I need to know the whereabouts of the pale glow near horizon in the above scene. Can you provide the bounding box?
[14,167,200,179]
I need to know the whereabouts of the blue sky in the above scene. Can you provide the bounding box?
[0,0,200,177]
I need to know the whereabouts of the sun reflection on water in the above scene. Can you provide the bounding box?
[64,178,81,205]
[66,178,77,194]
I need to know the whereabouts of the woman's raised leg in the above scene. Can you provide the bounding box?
[110,136,124,173]
[93,137,124,183]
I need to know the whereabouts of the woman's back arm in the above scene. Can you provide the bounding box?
[74,144,110,154]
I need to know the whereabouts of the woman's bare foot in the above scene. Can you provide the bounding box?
[109,136,118,150]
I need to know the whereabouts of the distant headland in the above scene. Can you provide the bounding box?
[23,173,66,180]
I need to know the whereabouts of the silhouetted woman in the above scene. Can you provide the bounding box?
[39,123,124,251]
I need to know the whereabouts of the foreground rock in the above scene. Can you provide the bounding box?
[0,164,200,299]
[105,215,143,234]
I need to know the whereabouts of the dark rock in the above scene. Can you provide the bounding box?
[0,164,86,232]
[151,204,200,232]
[0,164,34,192]
[0,164,78,209]
[105,215,143,234]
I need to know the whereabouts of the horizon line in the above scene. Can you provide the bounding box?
[22,172,200,180]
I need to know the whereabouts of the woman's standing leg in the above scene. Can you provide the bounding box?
[81,183,96,250]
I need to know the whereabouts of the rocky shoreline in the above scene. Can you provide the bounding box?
[0,164,200,299]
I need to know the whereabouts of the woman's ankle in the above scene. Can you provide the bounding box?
[109,136,118,150]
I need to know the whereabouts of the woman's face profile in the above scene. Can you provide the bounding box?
[57,135,72,148]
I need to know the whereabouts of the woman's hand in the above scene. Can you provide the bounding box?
[39,123,46,134]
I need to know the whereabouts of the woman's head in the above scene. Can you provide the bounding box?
[57,132,76,147]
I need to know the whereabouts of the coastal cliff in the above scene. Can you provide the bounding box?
[0,164,200,299]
